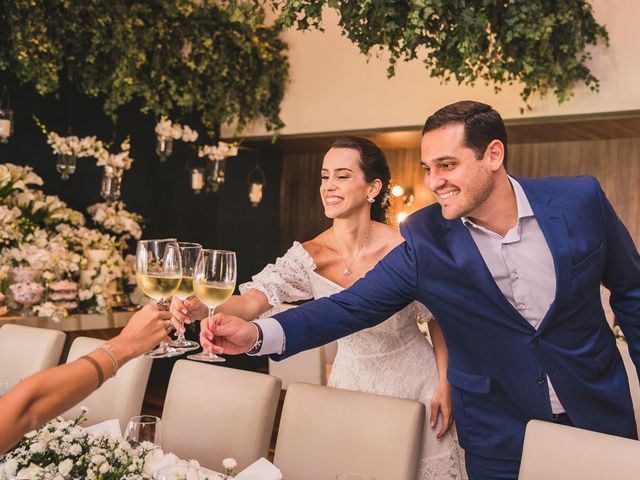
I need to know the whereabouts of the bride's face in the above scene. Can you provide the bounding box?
[320,147,372,220]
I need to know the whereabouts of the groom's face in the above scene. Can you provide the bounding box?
[420,123,495,220]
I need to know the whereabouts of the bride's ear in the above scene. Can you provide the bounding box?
[367,179,383,199]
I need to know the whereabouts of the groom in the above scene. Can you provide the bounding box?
[202,101,640,479]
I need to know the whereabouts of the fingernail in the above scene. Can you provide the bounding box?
[430,422,435,427]
[184,300,190,307]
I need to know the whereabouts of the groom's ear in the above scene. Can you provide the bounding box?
[484,140,505,172]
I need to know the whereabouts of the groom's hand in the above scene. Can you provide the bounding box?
[200,313,258,355]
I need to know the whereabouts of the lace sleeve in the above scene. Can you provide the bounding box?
[239,241,316,307]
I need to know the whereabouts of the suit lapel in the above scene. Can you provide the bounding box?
[521,181,572,332]
[444,219,534,329]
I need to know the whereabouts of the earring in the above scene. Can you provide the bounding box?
[367,196,375,204]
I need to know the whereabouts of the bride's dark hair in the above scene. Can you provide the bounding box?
[330,136,391,223]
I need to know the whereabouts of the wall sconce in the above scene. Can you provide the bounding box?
[247,164,266,207]
[190,168,205,194]
[391,184,414,206]
[0,86,13,143]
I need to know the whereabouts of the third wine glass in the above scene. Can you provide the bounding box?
[187,249,236,363]
[169,242,202,351]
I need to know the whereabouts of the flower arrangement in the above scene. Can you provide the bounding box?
[155,117,199,143]
[198,142,239,161]
[96,139,134,172]
[0,163,143,319]
[222,457,237,477]
[0,410,224,480]
[46,132,102,158]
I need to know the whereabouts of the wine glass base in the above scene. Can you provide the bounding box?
[145,346,185,358]
[187,352,226,363]
[169,339,200,351]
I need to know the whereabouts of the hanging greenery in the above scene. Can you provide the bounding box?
[276,0,608,105]
[0,0,288,133]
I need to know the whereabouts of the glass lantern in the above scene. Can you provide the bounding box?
[101,166,123,203]
[56,154,78,180]
[156,135,173,162]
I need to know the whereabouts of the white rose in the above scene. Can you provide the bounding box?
[58,459,73,476]
[222,457,237,470]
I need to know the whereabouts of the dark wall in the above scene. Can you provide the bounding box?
[0,75,283,370]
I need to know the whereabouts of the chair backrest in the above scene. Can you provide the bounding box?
[161,360,282,471]
[63,336,152,432]
[273,382,425,480]
[267,303,336,388]
[519,420,640,480]
[617,340,640,434]
[0,324,66,378]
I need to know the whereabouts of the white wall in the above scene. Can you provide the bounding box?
[224,0,640,138]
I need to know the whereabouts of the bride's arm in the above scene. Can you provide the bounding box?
[428,317,454,438]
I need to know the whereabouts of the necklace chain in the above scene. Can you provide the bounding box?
[332,222,373,277]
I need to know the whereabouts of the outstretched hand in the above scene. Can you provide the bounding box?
[430,379,454,439]
[169,294,208,333]
[200,313,258,355]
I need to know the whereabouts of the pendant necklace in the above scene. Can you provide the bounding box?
[332,222,373,277]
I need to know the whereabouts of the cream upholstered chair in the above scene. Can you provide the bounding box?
[63,336,152,432]
[519,420,640,479]
[617,340,640,434]
[161,360,282,471]
[273,382,425,480]
[0,324,66,378]
[267,304,337,388]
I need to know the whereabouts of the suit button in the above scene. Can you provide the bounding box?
[537,376,546,385]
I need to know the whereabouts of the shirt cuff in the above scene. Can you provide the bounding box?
[250,318,285,355]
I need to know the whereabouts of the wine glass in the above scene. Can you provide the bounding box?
[187,249,236,363]
[124,415,162,447]
[169,242,202,351]
[136,238,184,358]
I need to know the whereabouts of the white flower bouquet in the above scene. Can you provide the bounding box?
[46,132,102,158]
[0,411,220,480]
[87,202,143,243]
[198,142,239,161]
[155,117,199,142]
[96,140,134,172]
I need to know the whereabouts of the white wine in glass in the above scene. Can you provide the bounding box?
[187,249,236,363]
[136,238,184,358]
[170,242,202,351]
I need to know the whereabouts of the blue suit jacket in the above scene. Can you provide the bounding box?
[273,176,640,460]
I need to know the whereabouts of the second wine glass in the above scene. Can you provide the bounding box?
[169,242,202,351]
[135,238,184,358]
[187,249,236,363]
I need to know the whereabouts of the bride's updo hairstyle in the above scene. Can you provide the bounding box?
[330,136,392,223]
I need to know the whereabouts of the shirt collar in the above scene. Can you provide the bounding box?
[462,176,534,230]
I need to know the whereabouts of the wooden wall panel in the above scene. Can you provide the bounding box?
[280,138,640,250]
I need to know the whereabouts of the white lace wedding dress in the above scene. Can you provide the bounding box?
[240,242,467,480]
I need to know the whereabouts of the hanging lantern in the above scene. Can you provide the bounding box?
[191,168,205,194]
[100,166,124,203]
[247,164,266,207]
[0,86,13,144]
[155,134,173,162]
[56,154,78,180]
[206,159,226,192]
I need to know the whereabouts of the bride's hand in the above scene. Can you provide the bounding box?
[430,378,454,439]
[169,294,208,333]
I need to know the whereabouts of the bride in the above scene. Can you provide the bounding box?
[171,136,466,479]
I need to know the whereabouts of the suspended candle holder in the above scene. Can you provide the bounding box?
[206,159,226,192]
[190,167,205,194]
[56,154,78,180]
[100,166,124,203]
[155,134,173,162]
[0,86,13,143]
[247,164,266,207]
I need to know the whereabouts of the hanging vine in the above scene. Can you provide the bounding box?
[0,0,289,133]
[276,0,609,105]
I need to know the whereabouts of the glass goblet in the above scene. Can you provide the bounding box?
[170,242,202,352]
[136,238,184,358]
[125,415,162,447]
[187,249,236,363]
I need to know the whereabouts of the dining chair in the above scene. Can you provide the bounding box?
[267,303,336,388]
[161,360,282,471]
[0,324,66,378]
[62,336,152,432]
[519,419,640,479]
[273,382,425,480]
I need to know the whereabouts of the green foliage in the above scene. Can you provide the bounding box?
[0,0,288,133]
[276,0,609,106]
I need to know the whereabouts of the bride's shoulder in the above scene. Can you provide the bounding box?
[373,222,404,249]
[301,230,331,259]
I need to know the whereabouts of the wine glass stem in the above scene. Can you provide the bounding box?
[158,298,170,348]
[206,306,215,354]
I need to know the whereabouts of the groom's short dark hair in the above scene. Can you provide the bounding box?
[422,100,508,169]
